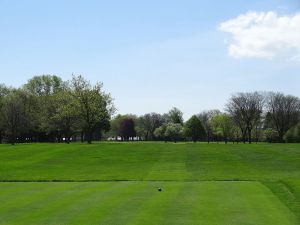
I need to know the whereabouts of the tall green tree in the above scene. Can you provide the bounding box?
[184,115,206,142]
[71,75,114,144]
[51,87,80,143]
[2,90,29,144]
[23,75,63,141]
[211,113,235,143]
[165,107,184,124]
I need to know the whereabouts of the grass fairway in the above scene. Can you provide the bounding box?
[1,142,300,181]
[0,142,300,224]
[0,182,296,225]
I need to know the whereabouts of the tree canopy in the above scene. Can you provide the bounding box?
[184,115,206,142]
[0,75,114,144]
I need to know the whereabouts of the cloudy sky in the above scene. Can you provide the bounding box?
[0,0,299,119]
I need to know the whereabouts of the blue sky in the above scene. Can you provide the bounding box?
[0,0,299,119]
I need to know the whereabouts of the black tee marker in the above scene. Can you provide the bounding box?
[158,188,162,192]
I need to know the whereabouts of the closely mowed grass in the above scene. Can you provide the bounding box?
[0,142,300,181]
[0,181,297,225]
[0,142,300,224]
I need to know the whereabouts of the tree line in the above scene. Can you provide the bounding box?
[108,93,300,144]
[0,75,299,144]
[0,75,114,144]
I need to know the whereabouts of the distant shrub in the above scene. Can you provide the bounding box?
[264,128,280,143]
[284,123,300,143]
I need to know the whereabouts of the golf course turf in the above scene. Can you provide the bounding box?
[0,142,300,224]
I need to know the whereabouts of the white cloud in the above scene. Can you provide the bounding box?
[219,11,300,60]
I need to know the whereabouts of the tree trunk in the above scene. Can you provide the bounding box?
[242,132,246,144]
[87,130,93,144]
[10,135,16,145]
[240,128,246,144]
[81,131,84,143]
[10,126,16,145]
[66,135,70,144]
[248,129,252,144]
[278,131,284,143]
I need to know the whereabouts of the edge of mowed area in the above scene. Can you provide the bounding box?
[264,180,300,223]
[0,142,300,224]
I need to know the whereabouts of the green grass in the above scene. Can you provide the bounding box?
[0,142,300,181]
[0,181,297,225]
[0,142,300,224]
